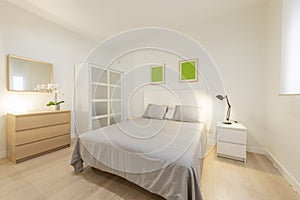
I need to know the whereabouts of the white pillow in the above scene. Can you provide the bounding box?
[164,107,175,119]
[143,104,168,120]
[172,105,201,123]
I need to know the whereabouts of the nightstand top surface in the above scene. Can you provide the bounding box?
[217,121,247,130]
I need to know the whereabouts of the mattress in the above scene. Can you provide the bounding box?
[71,118,207,200]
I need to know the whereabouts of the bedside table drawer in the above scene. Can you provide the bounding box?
[217,141,246,159]
[217,128,246,144]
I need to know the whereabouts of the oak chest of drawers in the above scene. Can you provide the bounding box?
[7,110,71,163]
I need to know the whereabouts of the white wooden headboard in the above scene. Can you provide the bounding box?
[144,89,212,125]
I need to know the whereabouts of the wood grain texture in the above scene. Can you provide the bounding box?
[15,111,70,131]
[201,147,300,200]
[16,123,70,145]
[6,114,16,163]
[7,111,71,163]
[15,134,70,161]
[0,144,299,200]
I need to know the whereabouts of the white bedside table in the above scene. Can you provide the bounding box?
[216,122,247,162]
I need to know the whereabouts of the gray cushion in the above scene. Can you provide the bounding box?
[143,104,168,120]
[172,105,201,123]
[164,107,175,119]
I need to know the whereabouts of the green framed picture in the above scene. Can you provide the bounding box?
[151,65,165,84]
[179,59,198,82]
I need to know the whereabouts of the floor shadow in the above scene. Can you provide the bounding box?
[80,166,165,200]
[208,146,281,175]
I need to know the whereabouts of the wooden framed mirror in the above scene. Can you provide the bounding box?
[7,54,53,92]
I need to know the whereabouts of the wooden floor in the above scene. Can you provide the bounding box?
[0,145,299,200]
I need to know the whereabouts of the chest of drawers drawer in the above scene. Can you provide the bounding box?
[15,112,70,131]
[16,123,70,145]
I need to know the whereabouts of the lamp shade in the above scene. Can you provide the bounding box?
[216,95,225,100]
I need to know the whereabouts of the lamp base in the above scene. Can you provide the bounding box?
[223,121,232,125]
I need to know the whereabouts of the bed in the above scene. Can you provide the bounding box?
[72,89,211,199]
[71,116,207,200]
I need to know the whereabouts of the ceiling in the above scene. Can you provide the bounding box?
[7,0,266,42]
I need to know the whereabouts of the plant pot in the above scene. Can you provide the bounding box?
[53,104,60,111]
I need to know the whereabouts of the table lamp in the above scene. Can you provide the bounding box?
[216,94,232,124]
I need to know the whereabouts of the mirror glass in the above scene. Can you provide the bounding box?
[7,55,53,91]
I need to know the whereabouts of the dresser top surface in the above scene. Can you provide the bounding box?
[7,110,70,117]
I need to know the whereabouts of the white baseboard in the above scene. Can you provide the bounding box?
[247,146,266,154]
[265,149,300,195]
[0,150,6,159]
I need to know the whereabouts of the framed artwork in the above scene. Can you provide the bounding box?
[151,65,165,84]
[179,59,198,82]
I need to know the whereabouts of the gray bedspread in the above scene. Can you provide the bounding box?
[71,118,207,200]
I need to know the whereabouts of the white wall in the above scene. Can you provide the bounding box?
[266,0,300,193]
[188,3,268,153]
[76,28,226,136]
[111,4,268,152]
[112,50,208,119]
[0,1,95,158]
[106,3,268,153]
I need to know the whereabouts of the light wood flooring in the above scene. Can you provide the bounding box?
[0,144,299,200]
